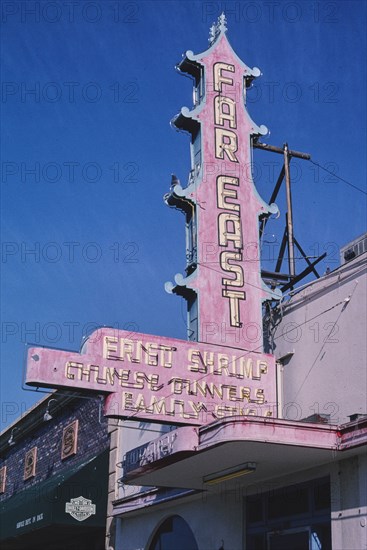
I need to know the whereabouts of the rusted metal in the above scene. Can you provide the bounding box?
[259,163,287,239]
[275,227,288,274]
[253,141,311,160]
[281,252,327,292]
[294,236,321,279]
[261,270,290,283]
[269,164,286,204]
[284,145,295,279]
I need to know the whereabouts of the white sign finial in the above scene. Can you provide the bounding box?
[218,12,227,33]
[208,13,227,45]
[209,23,217,45]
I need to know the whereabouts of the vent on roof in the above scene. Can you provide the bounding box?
[300,414,330,424]
[348,413,367,422]
[340,233,367,265]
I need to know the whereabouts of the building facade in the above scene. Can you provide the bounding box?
[0,392,110,550]
[107,244,366,550]
[104,19,367,550]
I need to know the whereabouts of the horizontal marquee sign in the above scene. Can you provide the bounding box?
[26,327,277,425]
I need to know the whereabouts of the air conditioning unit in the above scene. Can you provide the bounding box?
[340,233,367,264]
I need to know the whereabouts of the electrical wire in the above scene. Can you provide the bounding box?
[282,259,366,303]
[23,259,364,434]
[291,281,359,401]
[197,260,270,295]
[308,159,367,196]
[22,271,362,434]
[118,294,351,425]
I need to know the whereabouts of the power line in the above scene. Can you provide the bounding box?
[197,261,271,295]
[120,295,350,425]
[309,159,367,196]
[292,281,359,401]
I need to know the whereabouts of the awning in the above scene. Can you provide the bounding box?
[117,416,367,494]
[0,450,108,543]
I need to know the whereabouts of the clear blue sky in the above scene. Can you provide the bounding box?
[1,0,366,431]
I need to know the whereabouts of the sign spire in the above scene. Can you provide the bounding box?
[166,20,280,350]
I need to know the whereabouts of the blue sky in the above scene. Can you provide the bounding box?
[1,0,366,431]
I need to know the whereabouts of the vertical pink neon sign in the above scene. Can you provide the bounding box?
[165,15,279,350]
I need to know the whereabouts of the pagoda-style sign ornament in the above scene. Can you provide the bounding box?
[25,18,278,425]
[165,13,279,350]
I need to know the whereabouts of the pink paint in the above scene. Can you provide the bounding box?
[123,426,198,482]
[116,416,367,489]
[167,30,278,349]
[26,327,276,425]
[199,415,339,450]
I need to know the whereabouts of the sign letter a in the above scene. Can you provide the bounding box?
[215,128,239,162]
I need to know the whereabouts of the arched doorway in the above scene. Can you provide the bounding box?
[148,515,198,550]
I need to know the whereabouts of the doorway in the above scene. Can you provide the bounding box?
[148,515,198,550]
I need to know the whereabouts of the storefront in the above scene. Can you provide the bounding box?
[104,16,366,550]
[1,450,108,550]
[110,414,366,550]
[0,394,109,550]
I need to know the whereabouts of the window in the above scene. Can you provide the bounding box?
[246,478,331,549]
[61,419,78,460]
[268,485,309,519]
[268,528,310,550]
[24,447,37,480]
[0,465,6,493]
